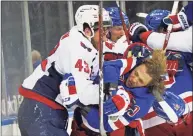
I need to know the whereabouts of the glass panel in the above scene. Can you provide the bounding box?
[1,1,25,117]
[125,1,183,24]
[28,1,69,59]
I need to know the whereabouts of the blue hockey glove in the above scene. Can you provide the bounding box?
[126,42,152,59]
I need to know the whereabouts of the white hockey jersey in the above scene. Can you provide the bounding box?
[103,35,131,61]
[141,26,192,53]
[19,26,100,109]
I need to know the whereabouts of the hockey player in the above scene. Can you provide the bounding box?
[70,7,131,136]
[128,10,193,135]
[17,5,112,136]
[105,7,129,42]
[88,7,130,84]
[70,43,167,136]
[142,51,193,136]
[103,7,130,61]
[133,2,193,53]
[70,41,192,136]
[70,7,152,136]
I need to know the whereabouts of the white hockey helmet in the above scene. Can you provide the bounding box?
[75,5,112,39]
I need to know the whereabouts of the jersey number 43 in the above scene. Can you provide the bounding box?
[75,59,90,74]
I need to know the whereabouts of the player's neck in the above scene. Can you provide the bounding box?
[91,39,98,50]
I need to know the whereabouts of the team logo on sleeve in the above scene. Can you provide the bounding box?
[80,42,92,52]
[173,104,180,111]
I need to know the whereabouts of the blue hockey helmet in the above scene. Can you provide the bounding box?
[105,7,129,27]
[145,9,170,31]
[153,91,186,122]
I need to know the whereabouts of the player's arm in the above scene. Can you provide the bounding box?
[129,21,192,53]
[82,88,153,132]
[54,38,100,107]
[140,27,192,53]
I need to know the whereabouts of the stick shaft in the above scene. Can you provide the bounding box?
[163,1,179,50]
[158,1,179,123]
[98,1,106,136]
[116,0,130,45]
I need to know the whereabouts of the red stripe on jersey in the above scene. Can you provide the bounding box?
[49,43,60,56]
[122,57,133,75]
[142,111,157,120]
[61,32,69,40]
[68,85,77,95]
[48,32,69,56]
[19,85,64,110]
[104,53,118,61]
[140,31,152,44]
[41,59,48,71]
[184,96,192,103]
[128,120,139,128]
[105,41,114,50]
[114,119,125,128]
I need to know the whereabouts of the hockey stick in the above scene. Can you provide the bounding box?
[116,0,131,45]
[98,1,107,136]
[163,1,179,50]
[153,1,179,123]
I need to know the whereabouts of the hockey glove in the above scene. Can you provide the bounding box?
[104,88,130,116]
[166,51,184,76]
[60,73,79,108]
[163,11,189,32]
[129,22,148,42]
[124,42,152,59]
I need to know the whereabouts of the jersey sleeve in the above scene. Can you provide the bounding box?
[105,88,154,131]
[103,37,130,61]
[140,26,192,53]
[54,35,99,106]
[82,87,154,132]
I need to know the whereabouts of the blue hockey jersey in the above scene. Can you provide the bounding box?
[82,51,192,132]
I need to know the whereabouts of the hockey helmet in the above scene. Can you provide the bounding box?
[105,7,129,27]
[145,9,170,31]
[75,5,112,39]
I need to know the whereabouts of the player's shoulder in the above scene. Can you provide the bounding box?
[104,39,115,50]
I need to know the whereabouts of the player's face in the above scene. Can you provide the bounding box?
[126,64,152,88]
[110,26,124,42]
[92,27,109,49]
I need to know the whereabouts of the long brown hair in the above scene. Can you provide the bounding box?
[142,50,167,94]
